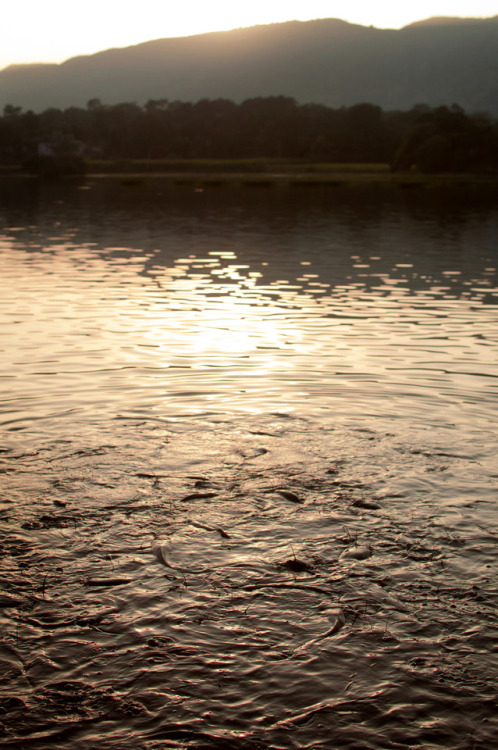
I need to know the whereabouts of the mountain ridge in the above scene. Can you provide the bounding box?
[1,16,498,114]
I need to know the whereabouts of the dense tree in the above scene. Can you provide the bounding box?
[0,98,496,172]
[392,104,498,172]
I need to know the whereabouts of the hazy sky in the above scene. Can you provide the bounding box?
[1,1,497,70]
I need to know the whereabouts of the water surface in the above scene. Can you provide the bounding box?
[0,178,497,749]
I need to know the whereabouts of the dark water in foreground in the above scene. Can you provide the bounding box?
[0,178,497,749]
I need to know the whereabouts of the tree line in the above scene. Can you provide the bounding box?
[1,96,497,173]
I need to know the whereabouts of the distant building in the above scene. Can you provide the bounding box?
[37,142,55,157]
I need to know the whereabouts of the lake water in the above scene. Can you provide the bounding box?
[0,177,497,749]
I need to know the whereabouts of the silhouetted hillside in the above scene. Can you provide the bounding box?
[1,16,498,113]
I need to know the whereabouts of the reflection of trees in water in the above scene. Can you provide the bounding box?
[0,178,496,303]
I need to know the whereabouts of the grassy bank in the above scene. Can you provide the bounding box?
[3,158,497,188]
[84,159,498,188]
[86,158,391,175]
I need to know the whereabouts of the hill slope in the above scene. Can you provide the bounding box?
[1,16,498,114]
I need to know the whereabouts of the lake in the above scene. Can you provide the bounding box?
[0,177,497,749]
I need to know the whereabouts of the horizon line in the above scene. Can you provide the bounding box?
[2,14,497,72]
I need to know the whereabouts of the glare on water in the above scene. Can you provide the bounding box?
[1,180,497,435]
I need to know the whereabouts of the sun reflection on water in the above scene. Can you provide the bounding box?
[0,183,497,432]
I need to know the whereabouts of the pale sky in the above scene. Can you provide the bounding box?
[1,1,497,71]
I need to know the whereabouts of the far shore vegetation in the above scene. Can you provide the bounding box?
[86,161,498,190]
[1,97,498,180]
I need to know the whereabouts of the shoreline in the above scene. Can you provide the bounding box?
[2,161,498,189]
[89,171,498,189]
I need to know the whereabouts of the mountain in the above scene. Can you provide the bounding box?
[1,16,498,114]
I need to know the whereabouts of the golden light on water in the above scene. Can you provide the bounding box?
[138,250,306,371]
[2,177,498,750]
